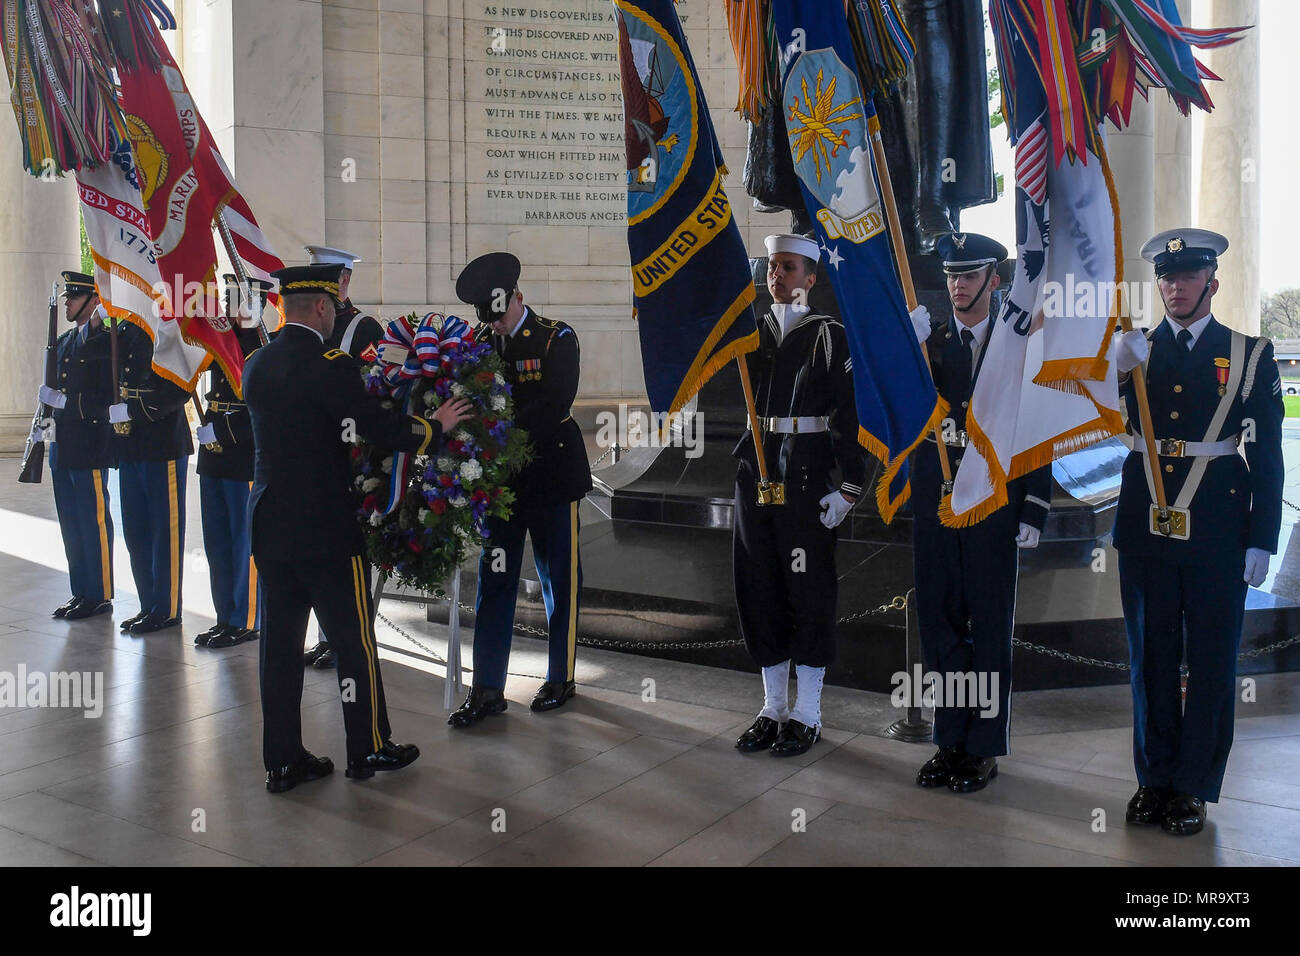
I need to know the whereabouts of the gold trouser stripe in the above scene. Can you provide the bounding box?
[351,556,381,751]
[92,469,111,599]
[245,481,258,629]
[167,460,180,618]
[567,500,578,681]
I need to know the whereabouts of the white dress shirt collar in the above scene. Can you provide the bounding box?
[1164,313,1214,349]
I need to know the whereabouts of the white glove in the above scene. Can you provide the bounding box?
[1244,548,1270,588]
[819,491,854,529]
[30,424,46,444]
[1016,523,1041,549]
[1114,330,1149,374]
[196,423,217,445]
[108,403,131,424]
[38,385,66,409]
[909,304,932,344]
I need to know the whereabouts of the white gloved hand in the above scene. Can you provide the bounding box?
[30,424,46,444]
[108,403,130,424]
[1244,548,1270,588]
[1016,523,1041,549]
[38,385,66,409]
[909,304,932,344]
[819,491,854,529]
[196,423,217,445]
[1115,329,1149,374]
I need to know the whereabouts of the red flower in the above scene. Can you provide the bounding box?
[484,418,497,429]
[481,450,494,462]
[477,371,494,384]
[439,474,454,488]
[406,538,422,553]
[472,490,488,503]
[362,494,378,512]
[431,499,447,515]
[350,447,363,460]
[447,440,464,453]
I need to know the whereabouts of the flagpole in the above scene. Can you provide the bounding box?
[867,120,954,491]
[1117,308,1173,533]
[736,356,784,505]
[214,210,270,346]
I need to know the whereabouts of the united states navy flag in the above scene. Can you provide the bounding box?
[615,0,758,416]
[771,1,942,522]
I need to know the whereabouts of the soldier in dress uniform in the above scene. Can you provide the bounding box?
[1112,229,1283,836]
[109,314,195,634]
[301,245,384,669]
[193,275,270,650]
[37,272,116,620]
[911,233,1051,793]
[244,263,473,792]
[448,252,594,727]
[732,234,871,758]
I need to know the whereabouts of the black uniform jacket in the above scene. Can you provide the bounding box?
[50,320,116,471]
[732,309,869,500]
[197,325,265,482]
[113,320,194,463]
[1113,317,1283,564]
[325,300,384,360]
[243,324,438,562]
[493,308,593,509]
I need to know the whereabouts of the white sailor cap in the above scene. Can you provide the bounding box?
[1140,228,1228,277]
[304,245,362,269]
[764,234,821,262]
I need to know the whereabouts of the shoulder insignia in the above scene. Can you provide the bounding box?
[323,348,350,361]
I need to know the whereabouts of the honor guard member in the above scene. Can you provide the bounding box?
[110,316,195,634]
[301,244,384,668]
[193,276,269,650]
[911,233,1051,793]
[448,252,594,727]
[244,263,473,791]
[38,272,116,620]
[1112,229,1283,836]
[732,234,871,758]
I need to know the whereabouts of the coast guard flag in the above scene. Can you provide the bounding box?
[770,0,942,522]
[943,0,1124,526]
[614,0,758,416]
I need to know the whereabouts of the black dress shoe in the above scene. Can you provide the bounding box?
[119,611,146,632]
[916,745,965,788]
[312,648,337,669]
[196,623,229,647]
[948,754,998,793]
[1126,786,1172,825]
[266,752,335,793]
[53,597,82,619]
[303,641,330,667]
[208,627,258,649]
[129,614,181,634]
[65,599,112,620]
[735,716,782,753]
[448,686,508,728]
[1161,792,1207,836]
[770,718,820,757]
[531,679,576,712]
[346,740,420,779]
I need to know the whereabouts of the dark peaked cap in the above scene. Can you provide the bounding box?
[455,252,521,314]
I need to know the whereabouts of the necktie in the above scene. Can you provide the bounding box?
[951,327,975,392]
[1177,328,1193,351]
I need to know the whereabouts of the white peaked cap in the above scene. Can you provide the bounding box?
[764,233,821,262]
[304,245,362,268]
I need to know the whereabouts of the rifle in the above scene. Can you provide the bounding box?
[18,282,60,484]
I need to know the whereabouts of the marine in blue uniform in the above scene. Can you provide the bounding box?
[911,233,1052,793]
[194,276,269,650]
[1112,229,1283,836]
[449,252,594,727]
[732,234,871,758]
[37,272,116,620]
[244,263,473,792]
[302,245,385,669]
[108,315,194,635]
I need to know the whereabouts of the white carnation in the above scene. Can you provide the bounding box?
[450,495,469,509]
[494,372,505,385]
[423,391,437,407]
[380,458,392,474]
[491,394,506,412]
[369,512,384,526]
[454,429,472,443]
[460,459,483,483]
[436,457,452,471]
[451,382,466,398]
[362,477,382,492]
[418,508,430,523]
[422,482,433,491]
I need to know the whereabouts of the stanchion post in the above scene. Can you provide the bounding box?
[884,587,933,743]
[443,568,464,710]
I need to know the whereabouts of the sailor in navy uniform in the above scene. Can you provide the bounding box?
[732,235,872,758]
[243,263,474,791]
[911,233,1052,793]
[302,245,384,668]
[109,318,195,635]
[193,276,270,650]
[1112,229,1283,836]
[38,272,116,620]
[448,252,594,727]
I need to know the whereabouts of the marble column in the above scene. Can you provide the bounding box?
[1196,0,1260,334]
[1106,96,1156,326]
[0,120,81,455]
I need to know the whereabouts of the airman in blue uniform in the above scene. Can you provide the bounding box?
[1113,229,1283,836]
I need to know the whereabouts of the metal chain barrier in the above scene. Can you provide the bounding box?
[1283,496,1300,512]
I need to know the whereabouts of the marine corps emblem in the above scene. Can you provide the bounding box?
[124,114,168,208]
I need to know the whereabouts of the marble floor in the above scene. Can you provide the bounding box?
[1,470,1298,867]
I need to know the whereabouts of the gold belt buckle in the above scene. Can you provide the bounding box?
[756,479,786,506]
[1149,505,1190,539]
[1158,438,1185,458]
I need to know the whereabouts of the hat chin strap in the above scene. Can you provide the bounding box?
[951,267,995,315]
[1163,279,1213,322]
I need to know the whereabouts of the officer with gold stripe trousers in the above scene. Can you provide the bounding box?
[449,252,594,728]
[1112,229,1283,836]
[37,271,116,620]
[194,275,269,650]
[110,308,195,634]
[244,263,474,792]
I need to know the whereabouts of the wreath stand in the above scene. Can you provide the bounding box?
[371,566,466,711]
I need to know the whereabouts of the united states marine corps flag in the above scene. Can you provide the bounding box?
[614,0,758,417]
[769,0,941,522]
